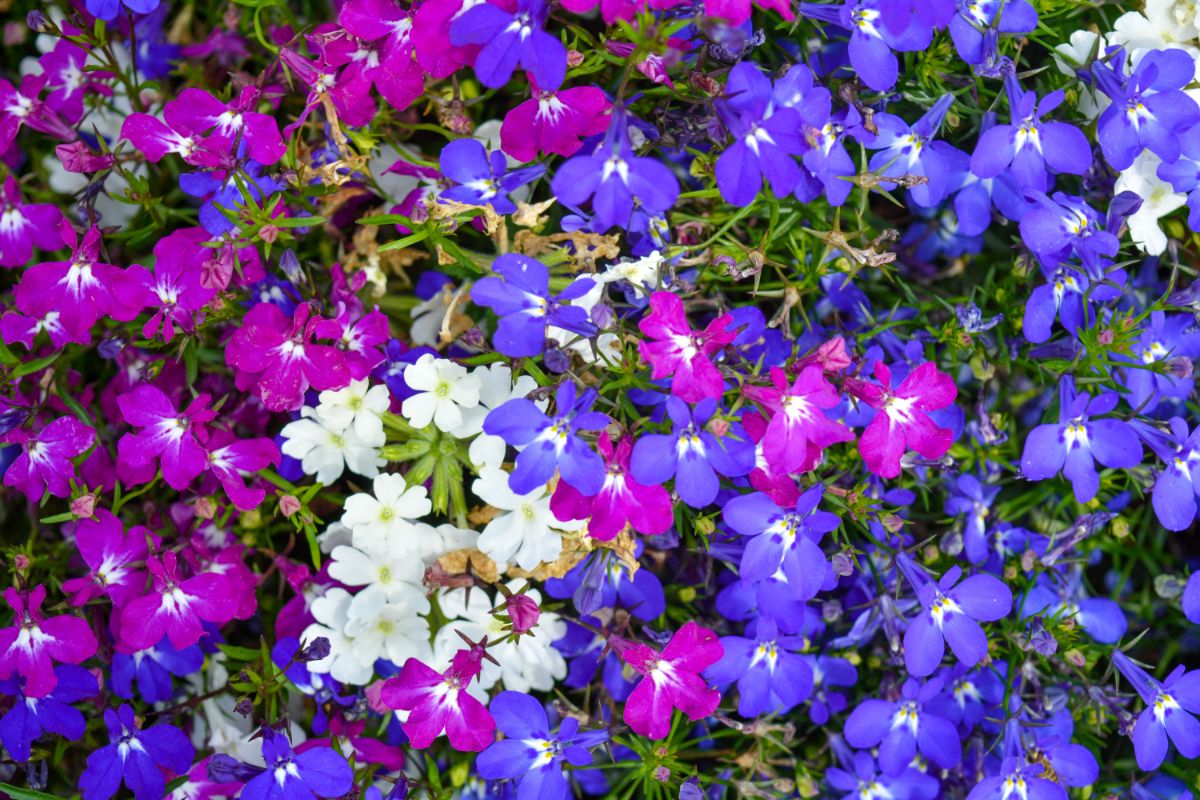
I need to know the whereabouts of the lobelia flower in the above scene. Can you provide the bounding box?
[1116,151,1188,256]
[1131,417,1200,531]
[798,0,938,92]
[336,0,426,112]
[895,553,1012,677]
[114,228,218,341]
[826,749,939,800]
[1020,379,1142,503]
[227,303,351,412]
[85,0,162,21]
[1093,48,1200,171]
[638,291,735,403]
[1112,651,1200,771]
[866,94,957,208]
[944,472,1001,565]
[239,731,353,800]
[1018,192,1120,277]
[1022,264,1123,344]
[472,253,599,357]
[79,704,194,800]
[378,643,497,751]
[611,621,723,740]
[204,433,280,511]
[844,676,963,776]
[163,86,286,165]
[551,110,680,232]
[705,618,814,717]
[630,396,755,508]
[722,484,838,602]
[845,361,958,479]
[970,78,1092,190]
[3,416,94,502]
[0,175,63,268]
[1021,568,1128,644]
[1157,122,1200,232]
[545,548,666,622]
[550,432,674,540]
[0,586,97,699]
[450,0,566,90]
[476,691,608,800]
[116,384,215,491]
[118,552,240,651]
[111,638,204,704]
[744,364,855,475]
[483,380,609,496]
[474,466,583,570]
[500,80,611,161]
[0,75,77,154]
[949,0,1038,66]
[37,41,94,126]
[62,510,150,609]
[0,664,97,762]
[281,405,386,484]
[120,101,229,169]
[400,353,482,432]
[439,138,546,214]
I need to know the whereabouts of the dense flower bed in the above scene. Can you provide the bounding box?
[1,0,1200,798]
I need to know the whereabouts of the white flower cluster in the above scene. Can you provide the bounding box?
[281,379,389,484]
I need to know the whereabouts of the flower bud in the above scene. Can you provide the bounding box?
[279,495,302,517]
[71,494,97,518]
[506,594,541,634]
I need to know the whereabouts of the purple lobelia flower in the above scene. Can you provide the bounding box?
[826,749,939,800]
[705,618,814,717]
[1020,379,1142,503]
[844,676,963,776]
[162,87,286,166]
[970,77,1091,190]
[239,731,353,800]
[79,704,194,800]
[630,396,755,509]
[337,0,425,112]
[0,586,97,699]
[1018,192,1119,278]
[62,510,150,610]
[472,253,598,357]
[120,99,230,169]
[546,547,666,620]
[895,552,1012,677]
[0,75,77,154]
[799,0,938,92]
[866,94,956,208]
[1112,651,1200,772]
[0,664,97,762]
[85,0,161,21]
[803,105,861,207]
[1093,48,1200,171]
[1022,264,1124,344]
[38,41,94,125]
[476,691,608,798]
[948,0,1037,66]
[451,0,566,90]
[551,109,679,233]
[1021,568,1127,644]
[944,472,1001,565]
[2,416,94,502]
[721,484,838,602]
[1157,123,1200,231]
[550,433,674,540]
[116,383,215,492]
[439,139,546,214]
[116,228,218,341]
[483,380,609,496]
[111,638,204,704]
[0,175,63,268]
[1131,417,1200,532]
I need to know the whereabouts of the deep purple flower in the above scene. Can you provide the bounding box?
[111,638,204,704]
[844,676,962,776]
[116,384,216,492]
[799,0,942,92]
[239,731,353,800]
[0,175,62,268]
[1018,192,1119,277]
[1131,417,1200,532]
[944,472,1000,565]
[3,416,94,503]
[62,510,149,610]
[79,704,194,800]
[705,618,813,717]
[451,0,566,90]
[439,139,546,214]
[948,0,1037,66]
[866,94,956,208]
[472,254,598,357]
[1112,652,1200,771]
[0,664,97,762]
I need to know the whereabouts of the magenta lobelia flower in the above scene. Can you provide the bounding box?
[744,364,855,475]
[336,0,426,112]
[115,228,219,341]
[116,383,216,492]
[62,510,151,610]
[0,585,98,698]
[204,432,280,511]
[227,303,351,412]
[118,552,241,650]
[845,361,958,479]
[0,175,63,268]
[378,640,497,751]
[165,86,287,166]
[3,416,94,502]
[612,621,724,740]
[638,292,736,404]
[500,80,611,161]
[314,305,389,381]
[37,41,97,125]
[0,74,78,153]
[119,97,231,168]
[550,432,674,540]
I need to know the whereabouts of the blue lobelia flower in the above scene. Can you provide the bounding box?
[1157,122,1200,231]
[866,94,957,208]
[1020,379,1142,503]
[798,0,941,92]
[1112,652,1200,772]
[944,472,1001,565]
[803,105,863,207]
[472,254,598,358]
[948,0,1037,66]
[0,664,97,762]
[895,553,1012,677]
[1119,312,1200,415]
[450,0,566,90]
[1021,568,1128,644]
[1022,263,1125,344]
[239,731,353,800]
[844,676,962,776]
[705,618,814,717]
[484,380,610,496]
[970,77,1091,190]
[825,748,940,800]
[1131,416,1200,531]
[806,655,859,725]
[111,636,204,704]
[630,396,755,508]
[1093,48,1200,171]
[928,664,1005,733]
[554,616,638,701]
[721,484,838,602]
[1018,192,1120,278]
[545,548,666,620]
[439,139,546,215]
[551,109,680,233]
[476,691,608,800]
[79,704,194,800]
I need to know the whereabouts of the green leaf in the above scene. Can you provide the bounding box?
[217,643,262,662]
[276,215,326,228]
[14,351,61,377]
[0,783,61,800]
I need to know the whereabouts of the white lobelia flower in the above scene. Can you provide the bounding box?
[341,474,432,547]
[342,588,433,670]
[431,584,567,696]
[409,521,480,566]
[303,588,372,685]
[545,276,623,366]
[472,467,585,570]
[450,364,544,470]
[315,379,391,441]
[1111,0,1199,62]
[328,533,429,615]
[1052,30,1111,120]
[281,407,386,485]
[400,353,482,432]
[411,283,454,347]
[597,250,664,293]
[1115,152,1188,256]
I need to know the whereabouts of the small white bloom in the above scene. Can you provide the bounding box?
[341,473,432,546]
[316,379,391,441]
[597,251,663,293]
[449,364,544,469]
[401,354,482,432]
[410,521,480,565]
[317,521,353,553]
[281,407,385,484]
[1115,151,1188,255]
[303,588,371,684]
[1111,1,1199,62]
[343,587,433,668]
[472,467,584,570]
[328,535,428,614]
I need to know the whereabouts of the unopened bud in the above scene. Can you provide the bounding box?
[71,494,97,518]
[259,224,280,244]
[506,594,541,634]
[566,49,585,67]
[194,497,218,520]
[279,495,302,517]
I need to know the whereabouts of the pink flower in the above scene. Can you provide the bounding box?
[118,552,240,650]
[560,0,683,22]
[412,0,489,80]
[845,361,958,479]
[0,306,75,349]
[117,384,216,491]
[3,416,94,502]
[744,365,855,475]
[205,433,280,511]
[336,0,426,112]
[378,643,497,751]
[226,303,351,412]
[500,80,611,161]
[38,40,106,125]
[638,291,735,403]
[0,74,77,153]
[742,410,801,507]
[165,86,286,166]
[613,621,723,740]
[794,336,852,374]
[0,175,63,268]
[0,585,97,698]
[314,305,389,380]
[551,432,673,540]
[115,228,218,341]
[62,510,151,609]
[505,594,541,634]
[705,0,793,25]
